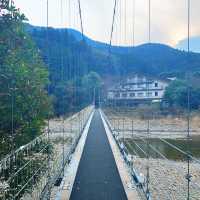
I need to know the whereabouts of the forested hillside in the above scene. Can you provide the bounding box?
[27,25,111,115]
[27,25,200,111]
[28,25,200,79]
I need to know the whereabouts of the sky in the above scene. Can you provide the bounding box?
[14,0,200,47]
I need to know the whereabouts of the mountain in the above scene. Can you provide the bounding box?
[176,36,200,53]
[24,24,200,113]
[122,43,200,76]
[26,24,200,79]
[60,28,134,54]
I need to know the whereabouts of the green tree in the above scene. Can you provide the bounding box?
[164,79,200,110]
[0,1,51,154]
[82,71,103,90]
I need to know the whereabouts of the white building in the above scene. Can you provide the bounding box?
[107,76,168,104]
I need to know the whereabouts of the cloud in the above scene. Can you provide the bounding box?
[14,0,200,47]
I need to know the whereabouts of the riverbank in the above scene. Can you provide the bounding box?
[132,157,200,200]
[104,108,200,139]
[103,107,200,199]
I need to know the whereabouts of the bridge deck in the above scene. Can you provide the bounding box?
[70,110,127,200]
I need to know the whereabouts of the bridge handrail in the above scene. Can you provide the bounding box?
[103,109,200,199]
[0,105,94,200]
[100,109,148,199]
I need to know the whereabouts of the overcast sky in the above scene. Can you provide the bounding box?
[14,0,200,47]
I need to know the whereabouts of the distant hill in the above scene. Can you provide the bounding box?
[26,24,200,79]
[62,28,134,54]
[66,28,200,78]
[176,36,200,53]
[122,43,200,77]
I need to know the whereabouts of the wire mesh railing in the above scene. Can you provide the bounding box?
[101,106,200,200]
[0,105,94,200]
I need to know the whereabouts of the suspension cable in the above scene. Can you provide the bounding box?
[116,1,121,46]
[119,0,122,46]
[10,0,14,146]
[77,0,84,40]
[109,0,117,54]
[187,0,190,53]
[72,0,76,112]
[10,1,15,197]
[60,0,65,178]
[46,0,51,199]
[186,1,191,199]
[146,1,151,199]
[124,0,127,46]
[68,0,71,29]
[148,0,151,43]
[132,0,135,47]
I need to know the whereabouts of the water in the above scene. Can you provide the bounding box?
[125,135,200,161]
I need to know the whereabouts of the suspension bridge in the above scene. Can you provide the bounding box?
[0,0,200,200]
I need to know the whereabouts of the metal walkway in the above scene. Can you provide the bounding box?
[70,110,127,200]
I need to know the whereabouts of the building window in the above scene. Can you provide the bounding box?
[138,92,144,97]
[155,92,158,96]
[155,82,158,87]
[131,85,135,89]
[138,84,145,89]
[130,93,135,97]
[147,92,152,97]
[124,86,129,89]
[115,93,120,98]
[122,93,127,98]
